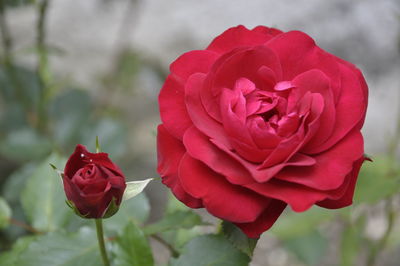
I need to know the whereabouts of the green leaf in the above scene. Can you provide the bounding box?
[170,235,250,266]
[354,156,400,204]
[112,222,154,266]
[282,229,328,266]
[340,216,366,266]
[104,193,150,234]
[0,236,36,266]
[49,89,91,149]
[21,153,72,232]
[16,227,101,266]
[123,178,153,201]
[0,128,51,161]
[221,221,257,257]
[0,197,12,229]
[271,207,334,239]
[81,118,127,159]
[1,163,36,203]
[143,210,204,236]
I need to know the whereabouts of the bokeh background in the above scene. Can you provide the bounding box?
[0,0,399,265]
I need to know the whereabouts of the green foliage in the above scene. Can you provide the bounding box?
[20,153,72,232]
[13,228,101,266]
[49,89,91,149]
[221,221,257,257]
[354,156,400,204]
[112,222,154,266]
[0,236,36,266]
[105,193,150,234]
[143,210,204,236]
[170,235,251,266]
[340,216,366,266]
[0,128,51,162]
[0,197,11,229]
[271,207,334,239]
[282,229,328,266]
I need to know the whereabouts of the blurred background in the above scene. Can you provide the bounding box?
[0,0,399,265]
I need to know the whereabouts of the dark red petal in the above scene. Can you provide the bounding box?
[185,73,231,148]
[291,69,336,150]
[64,144,90,178]
[179,154,267,223]
[266,31,341,96]
[317,157,365,209]
[307,61,367,153]
[207,25,275,54]
[277,131,364,190]
[64,144,124,178]
[245,180,329,212]
[235,200,287,238]
[157,125,203,208]
[183,126,254,185]
[159,75,192,140]
[170,50,219,82]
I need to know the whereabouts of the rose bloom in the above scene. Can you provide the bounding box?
[63,144,126,218]
[157,25,368,238]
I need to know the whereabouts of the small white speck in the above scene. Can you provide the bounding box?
[80,153,85,158]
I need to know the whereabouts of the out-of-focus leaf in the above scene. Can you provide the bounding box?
[123,178,153,201]
[0,104,28,132]
[112,222,154,266]
[81,118,127,158]
[221,221,257,257]
[282,229,328,266]
[170,235,250,266]
[161,226,203,251]
[271,207,334,239]
[2,163,36,203]
[20,153,72,231]
[0,128,52,161]
[49,89,91,148]
[354,157,400,204]
[0,197,12,229]
[4,0,34,8]
[143,210,204,236]
[0,236,36,266]
[165,192,189,214]
[0,65,40,109]
[340,216,366,266]
[104,193,150,233]
[16,227,101,266]
[102,49,141,91]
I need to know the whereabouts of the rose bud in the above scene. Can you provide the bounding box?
[157,25,368,238]
[63,144,126,219]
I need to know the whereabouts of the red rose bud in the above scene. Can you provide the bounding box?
[157,25,368,238]
[63,144,126,219]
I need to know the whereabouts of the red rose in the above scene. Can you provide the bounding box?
[157,25,368,238]
[63,144,126,218]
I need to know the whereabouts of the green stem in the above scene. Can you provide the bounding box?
[95,219,110,266]
[36,0,52,131]
[366,200,396,266]
[0,0,27,105]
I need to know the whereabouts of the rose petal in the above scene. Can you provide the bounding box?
[179,154,267,223]
[277,131,364,190]
[317,157,365,209]
[183,126,254,185]
[157,125,203,208]
[235,200,287,238]
[207,25,276,54]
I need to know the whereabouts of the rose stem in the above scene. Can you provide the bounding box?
[95,219,110,266]
[36,0,53,132]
